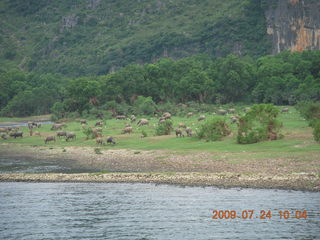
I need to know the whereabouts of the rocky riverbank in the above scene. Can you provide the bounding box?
[0,143,319,191]
[0,172,319,192]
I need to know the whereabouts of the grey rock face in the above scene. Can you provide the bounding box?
[265,0,320,53]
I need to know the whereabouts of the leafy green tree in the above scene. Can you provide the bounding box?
[155,120,173,136]
[237,104,282,144]
[197,117,230,141]
[215,54,255,103]
[66,77,101,114]
[133,96,156,115]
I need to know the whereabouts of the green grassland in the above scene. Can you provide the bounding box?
[1,106,319,163]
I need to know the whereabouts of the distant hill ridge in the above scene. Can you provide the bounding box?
[0,0,319,76]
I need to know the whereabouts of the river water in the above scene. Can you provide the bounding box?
[0,182,319,240]
[0,121,53,128]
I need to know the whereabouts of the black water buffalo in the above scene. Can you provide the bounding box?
[185,127,192,137]
[10,132,23,138]
[66,132,76,141]
[56,131,67,138]
[175,128,184,137]
[45,136,56,144]
[106,136,116,144]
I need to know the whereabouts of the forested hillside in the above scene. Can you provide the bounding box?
[0,0,270,76]
[1,51,319,117]
[0,0,319,117]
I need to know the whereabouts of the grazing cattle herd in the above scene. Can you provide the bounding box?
[0,107,290,145]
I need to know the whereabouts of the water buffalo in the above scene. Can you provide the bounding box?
[66,132,76,141]
[228,108,236,114]
[56,131,67,138]
[94,127,103,133]
[51,124,63,130]
[137,119,149,126]
[175,128,184,137]
[96,137,104,145]
[217,109,227,115]
[282,108,289,113]
[185,127,193,137]
[80,119,87,124]
[178,123,187,128]
[95,121,103,127]
[92,128,102,138]
[0,128,8,134]
[230,116,239,124]
[10,132,23,138]
[106,136,116,144]
[159,119,166,124]
[130,115,136,122]
[198,115,206,121]
[45,136,56,144]
[122,126,133,134]
[34,131,41,136]
[1,134,8,140]
[28,121,41,129]
[116,115,126,120]
[162,112,171,120]
[187,112,193,117]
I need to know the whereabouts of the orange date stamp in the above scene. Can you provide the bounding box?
[211,210,308,220]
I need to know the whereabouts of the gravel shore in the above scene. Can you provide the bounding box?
[0,144,319,191]
[1,172,319,191]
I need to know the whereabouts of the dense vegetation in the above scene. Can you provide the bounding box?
[296,101,320,142]
[0,0,269,76]
[237,104,283,144]
[0,50,319,117]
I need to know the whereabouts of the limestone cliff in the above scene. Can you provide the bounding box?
[265,0,320,53]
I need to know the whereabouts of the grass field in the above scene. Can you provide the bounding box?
[0,106,319,162]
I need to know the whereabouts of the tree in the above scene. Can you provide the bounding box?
[66,77,101,114]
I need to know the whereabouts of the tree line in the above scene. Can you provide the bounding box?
[0,50,319,117]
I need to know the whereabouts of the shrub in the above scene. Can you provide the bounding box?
[83,127,95,140]
[102,100,131,116]
[295,101,320,126]
[313,120,320,143]
[94,148,102,154]
[51,102,66,119]
[237,104,282,144]
[133,96,156,115]
[141,129,148,138]
[156,102,178,115]
[197,117,230,141]
[155,120,173,136]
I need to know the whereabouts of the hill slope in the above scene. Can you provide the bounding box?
[0,0,270,76]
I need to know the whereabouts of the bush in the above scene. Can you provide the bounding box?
[155,120,173,136]
[94,148,102,154]
[156,102,179,115]
[133,96,156,116]
[237,104,282,144]
[313,120,320,143]
[51,102,66,119]
[141,129,148,138]
[295,101,320,126]
[197,117,230,141]
[83,127,95,140]
[102,100,131,116]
